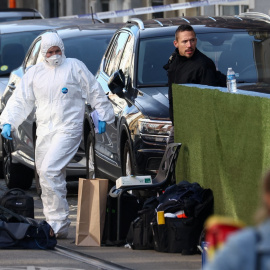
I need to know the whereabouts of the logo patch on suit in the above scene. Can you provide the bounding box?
[62,87,68,94]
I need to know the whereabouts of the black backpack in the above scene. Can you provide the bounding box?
[0,188,34,218]
[126,196,159,250]
[0,205,57,249]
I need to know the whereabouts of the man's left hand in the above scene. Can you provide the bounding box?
[98,121,106,134]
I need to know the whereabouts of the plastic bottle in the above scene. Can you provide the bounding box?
[227,67,237,93]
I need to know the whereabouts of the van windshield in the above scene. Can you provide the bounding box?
[0,30,44,76]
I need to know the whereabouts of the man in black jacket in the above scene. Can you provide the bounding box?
[164,24,226,143]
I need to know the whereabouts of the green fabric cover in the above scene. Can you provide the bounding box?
[173,84,270,225]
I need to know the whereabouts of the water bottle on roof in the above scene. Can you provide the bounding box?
[227,67,237,93]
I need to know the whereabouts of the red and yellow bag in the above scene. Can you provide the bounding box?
[204,215,246,261]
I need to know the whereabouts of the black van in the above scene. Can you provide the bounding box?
[84,13,270,181]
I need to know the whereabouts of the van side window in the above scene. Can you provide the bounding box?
[104,32,129,77]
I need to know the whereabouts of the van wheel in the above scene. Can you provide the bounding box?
[86,132,99,179]
[122,140,135,176]
[3,139,33,189]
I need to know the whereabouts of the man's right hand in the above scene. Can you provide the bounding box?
[1,124,12,140]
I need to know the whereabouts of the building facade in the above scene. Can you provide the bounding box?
[1,0,269,22]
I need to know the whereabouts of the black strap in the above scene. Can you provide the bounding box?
[0,205,29,223]
[2,188,26,197]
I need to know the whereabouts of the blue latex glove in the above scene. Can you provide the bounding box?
[98,121,106,134]
[1,124,12,140]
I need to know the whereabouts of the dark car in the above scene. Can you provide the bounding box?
[0,23,122,192]
[0,17,106,181]
[0,8,44,22]
[83,13,270,182]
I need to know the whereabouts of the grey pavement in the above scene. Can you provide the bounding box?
[0,179,202,270]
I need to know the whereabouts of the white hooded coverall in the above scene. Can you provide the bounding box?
[0,32,114,237]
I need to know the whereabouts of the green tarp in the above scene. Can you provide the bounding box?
[173,84,270,225]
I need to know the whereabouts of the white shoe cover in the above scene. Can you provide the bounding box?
[49,219,71,238]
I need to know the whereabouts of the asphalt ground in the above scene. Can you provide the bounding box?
[0,179,202,270]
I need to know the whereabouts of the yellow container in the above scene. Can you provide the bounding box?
[157,211,165,225]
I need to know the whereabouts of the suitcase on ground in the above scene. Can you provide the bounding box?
[102,188,142,246]
[0,188,34,218]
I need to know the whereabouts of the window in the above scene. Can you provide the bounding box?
[196,31,267,83]
[0,30,43,75]
[50,0,59,18]
[152,0,164,19]
[137,36,174,85]
[101,1,109,12]
[221,5,239,15]
[25,40,41,69]
[101,0,109,23]
[119,35,134,84]
[104,32,129,77]
[220,4,248,15]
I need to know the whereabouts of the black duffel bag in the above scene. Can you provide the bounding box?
[151,188,214,254]
[0,205,57,249]
[151,216,202,254]
[0,188,34,218]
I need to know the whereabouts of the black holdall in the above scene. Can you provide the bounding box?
[0,205,57,249]
[0,188,34,218]
[127,181,214,254]
[126,196,159,250]
[151,186,214,254]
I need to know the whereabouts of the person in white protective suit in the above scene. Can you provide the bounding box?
[0,32,115,238]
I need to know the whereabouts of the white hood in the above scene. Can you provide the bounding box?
[40,32,65,58]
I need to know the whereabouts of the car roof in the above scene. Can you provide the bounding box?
[0,8,41,12]
[0,8,43,18]
[51,23,124,39]
[0,17,104,34]
[124,14,270,38]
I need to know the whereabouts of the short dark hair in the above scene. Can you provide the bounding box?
[175,24,196,40]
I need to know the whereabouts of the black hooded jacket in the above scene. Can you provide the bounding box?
[164,48,226,124]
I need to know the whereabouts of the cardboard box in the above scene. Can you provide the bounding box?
[116,175,152,189]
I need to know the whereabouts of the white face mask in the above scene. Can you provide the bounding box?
[45,54,63,67]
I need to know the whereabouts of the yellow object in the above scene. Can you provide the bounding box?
[0,65,8,71]
[157,211,165,225]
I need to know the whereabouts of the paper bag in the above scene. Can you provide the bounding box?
[75,178,108,246]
